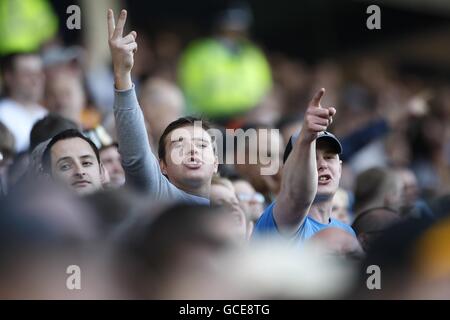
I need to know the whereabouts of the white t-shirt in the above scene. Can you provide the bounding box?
[0,98,47,152]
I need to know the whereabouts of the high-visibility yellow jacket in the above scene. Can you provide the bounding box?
[179,38,272,119]
[0,0,58,55]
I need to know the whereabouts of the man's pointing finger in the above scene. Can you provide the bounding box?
[310,88,325,108]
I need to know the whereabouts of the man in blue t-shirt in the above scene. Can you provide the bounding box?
[254,88,355,242]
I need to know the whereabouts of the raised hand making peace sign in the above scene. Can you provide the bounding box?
[107,9,137,90]
[300,88,337,142]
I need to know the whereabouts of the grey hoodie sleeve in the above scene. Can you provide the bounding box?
[113,85,187,200]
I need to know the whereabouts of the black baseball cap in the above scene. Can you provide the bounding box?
[283,131,343,163]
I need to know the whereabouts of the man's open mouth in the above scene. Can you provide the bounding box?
[318,174,332,184]
[72,180,91,187]
[183,157,202,169]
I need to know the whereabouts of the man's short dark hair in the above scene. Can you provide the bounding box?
[157,116,214,162]
[29,113,79,152]
[42,129,100,173]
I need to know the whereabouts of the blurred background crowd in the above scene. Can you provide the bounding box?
[0,0,450,299]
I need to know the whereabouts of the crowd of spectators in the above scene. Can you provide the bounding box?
[0,2,449,299]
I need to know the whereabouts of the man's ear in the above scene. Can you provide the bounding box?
[160,158,168,176]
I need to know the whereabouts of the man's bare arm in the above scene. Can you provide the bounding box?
[273,88,336,233]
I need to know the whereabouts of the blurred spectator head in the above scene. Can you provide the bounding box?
[23,138,51,181]
[353,167,404,215]
[385,132,412,168]
[83,126,125,189]
[395,167,420,209]
[232,177,265,224]
[407,112,449,196]
[99,144,125,189]
[210,176,248,241]
[409,113,447,158]
[214,1,253,36]
[84,188,145,238]
[0,51,44,103]
[158,117,218,194]
[5,182,97,242]
[42,45,84,80]
[154,31,182,63]
[331,188,352,225]
[339,164,356,193]
[427,85,450,121]
[0,184,120,298]
[29,113,79,152]
[114,203,238,298]
[45,72,85,125]
[352,207,401,252]
[139,77,184,145]
[234,125,283,198]
[42,129,105,195]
